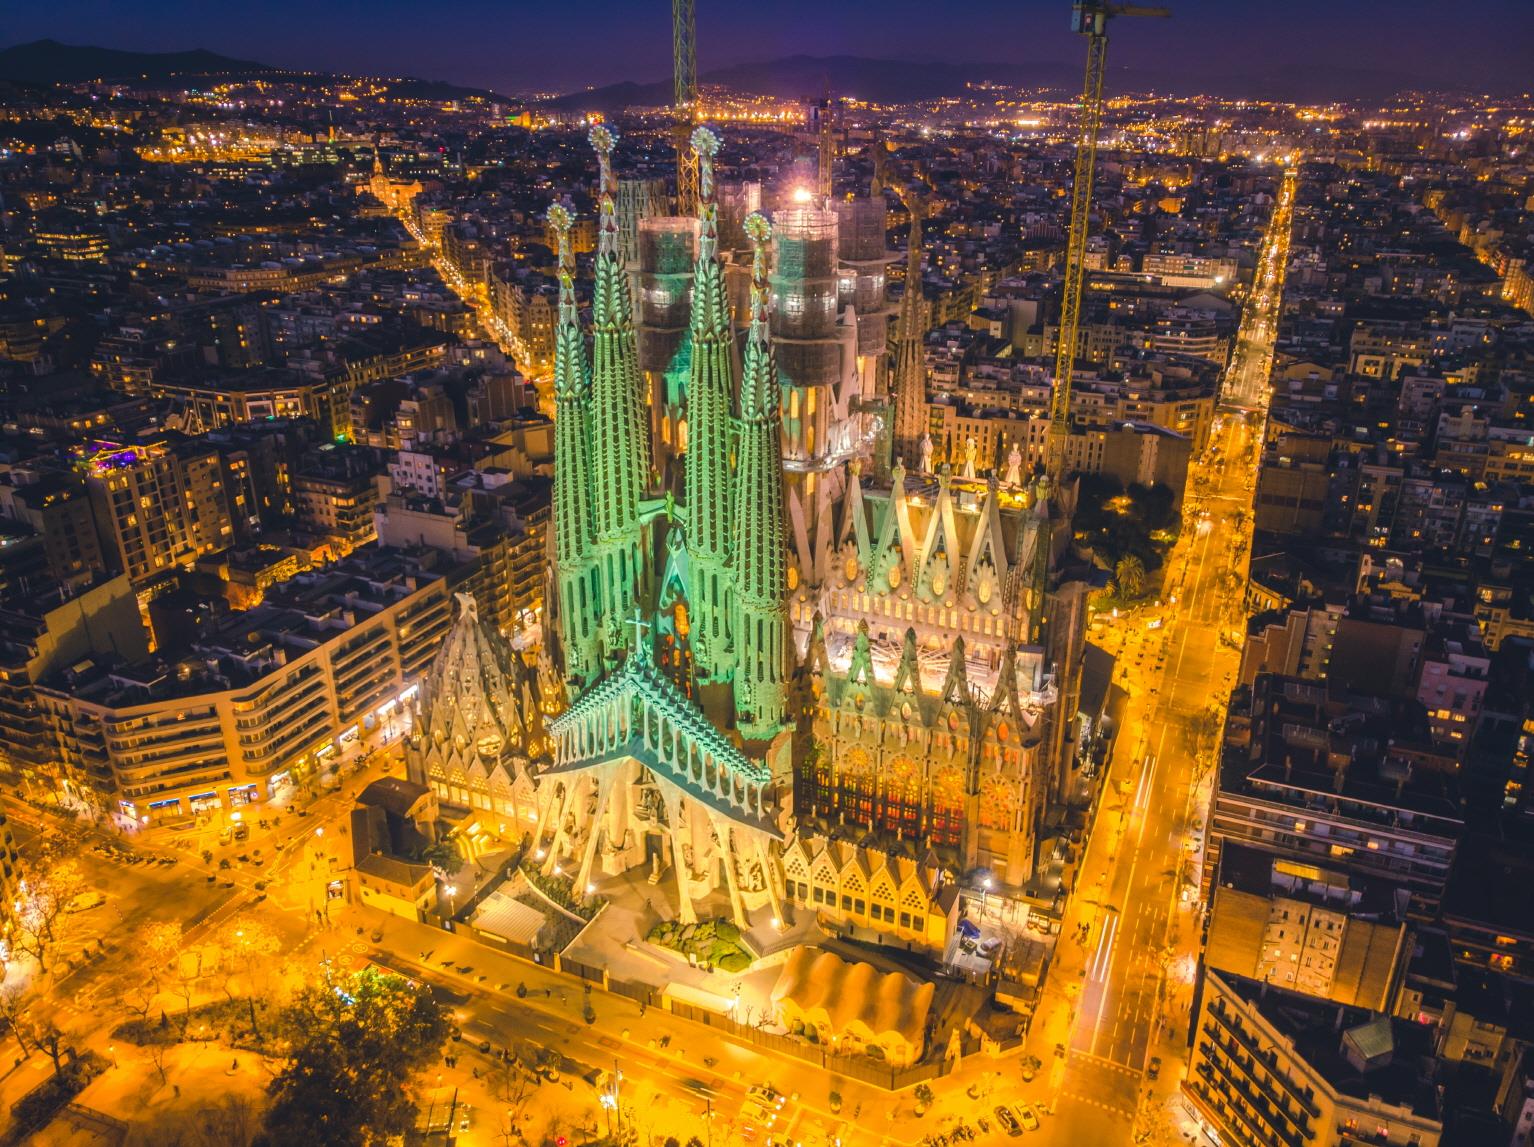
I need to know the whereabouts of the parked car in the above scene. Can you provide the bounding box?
[1147,1056,1162,1080]
[1017,1104,1040,1132]
[995,1106,1022,1137]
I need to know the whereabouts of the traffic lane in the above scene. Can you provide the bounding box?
[1073,427,1236,1067]
[1053,1050,1139,1142]
[1076,743,1164,1065]
[374,955,757,1114]
[362,940,874,1142]
[1043,423,1252,1122]
[7,812,235,947]
[1089,729,1189,1068]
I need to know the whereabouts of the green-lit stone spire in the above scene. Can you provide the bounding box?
[549,203,600,686]
[732,212,790,739]
[683,125,736,682]
[587,124,651,652]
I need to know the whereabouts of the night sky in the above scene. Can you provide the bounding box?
[5,0,1532,97]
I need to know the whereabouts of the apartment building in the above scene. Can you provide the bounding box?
[292,445,380,556]
[150,368,352,442]
[1210,675,1464,916]
[1204,843,1410,1008]
[0,472,108,593]
[1142,251,1239,290]
[0,574,148,795]
[1187,970,1442,1147]
[80,438,234,586]
[37,545,458,825]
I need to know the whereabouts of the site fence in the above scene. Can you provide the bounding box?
[665,1000,951,1090]
[447,907,961,1091]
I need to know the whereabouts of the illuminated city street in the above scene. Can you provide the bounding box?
[1019,168,1295,1145]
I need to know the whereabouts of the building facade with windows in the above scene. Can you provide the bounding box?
[37,546,456,825]
[1187,970,1442,1147]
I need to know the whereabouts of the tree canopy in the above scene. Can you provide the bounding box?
[253,966,449,1147]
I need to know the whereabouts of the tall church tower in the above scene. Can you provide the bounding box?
[890,193,928,470]
[682,127,736,684]
[733,213,791,739]
[586,126,652,655]
[549,204,600,687]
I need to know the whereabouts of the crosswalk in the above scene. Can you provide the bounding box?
[1060,1089,1136,1119]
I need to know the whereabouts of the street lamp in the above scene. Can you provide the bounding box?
[445,883,457,914]
[981,876,993,917]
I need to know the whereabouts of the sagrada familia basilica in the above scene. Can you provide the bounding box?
[407,125,1089,943]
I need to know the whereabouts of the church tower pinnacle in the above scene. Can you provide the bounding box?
[732,213,790,739]
[549,203,600,687]
[683,126,736,683]
[586,125,651,653]
[891,190,929,470]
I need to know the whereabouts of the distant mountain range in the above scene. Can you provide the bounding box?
[0,39,276,84]
[547,54,1083,111]
[0,39,511,103]
[548,52,1506,111]
[0,40,1503,109]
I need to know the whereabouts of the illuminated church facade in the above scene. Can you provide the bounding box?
[410,125,1078,941]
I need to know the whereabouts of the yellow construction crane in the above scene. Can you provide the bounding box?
[1026,0,1167,647]
[673,0,699,215]
[815,84,836,202]
[1047,1,1169,483]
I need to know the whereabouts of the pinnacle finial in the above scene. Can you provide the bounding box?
[692,126,721,257]
[588,123,617,169]
[548,202,577,323]
[744,211,772,337]
[589,124,620,257]
[690,125,720,161]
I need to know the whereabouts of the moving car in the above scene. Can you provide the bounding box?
[65,890,106,913]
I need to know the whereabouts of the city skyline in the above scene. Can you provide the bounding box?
[3,0,1533,97]
[0,6,1532,1145]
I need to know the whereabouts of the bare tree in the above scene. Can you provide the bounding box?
[170,946,206,1034]
[125,1096,258,1147]
[123,978,160,1029]
[144,1037,171,1087]
[190,1094,259,1147]
[0,981,75,1076]
[212,917,281,1039]
[138,919,185,992]
[8,852,87,973]
[0,983,34,1056]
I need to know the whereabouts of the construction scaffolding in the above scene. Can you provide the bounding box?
[637,216,699,375]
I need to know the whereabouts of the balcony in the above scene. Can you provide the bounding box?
[1198,1029,1314,1143]
[1207,1008,1320,1120]
[1189,1070,1305,1147]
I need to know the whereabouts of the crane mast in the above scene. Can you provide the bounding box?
[1031,1,1168,645]
[1047,18,1111,483]
[816,89,835,202]
[672,0,699,216]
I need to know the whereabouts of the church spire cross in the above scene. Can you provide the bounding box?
[625,605,653,666]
